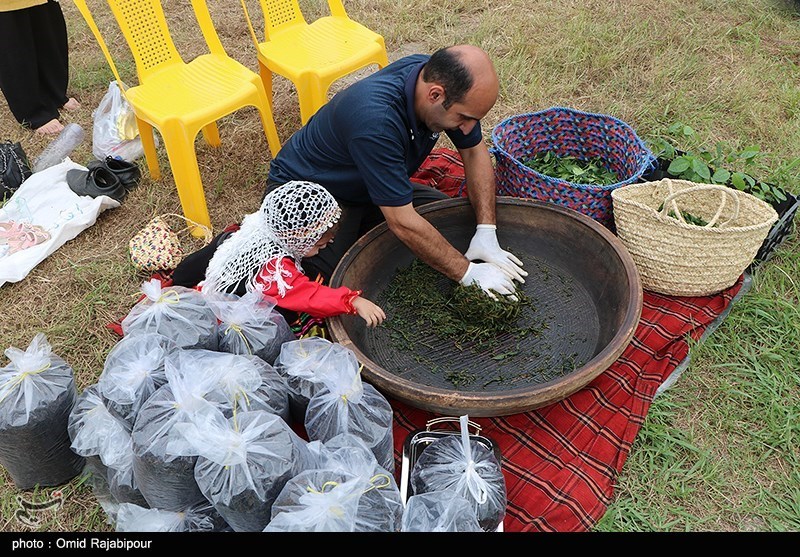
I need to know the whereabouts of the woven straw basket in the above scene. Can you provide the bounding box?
[611,179,778,296]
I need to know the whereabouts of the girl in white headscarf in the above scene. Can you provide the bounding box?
[199,181,385,327]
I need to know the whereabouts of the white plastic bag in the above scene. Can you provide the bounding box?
[409,415,507,531]
[304,364,395,475]
[402,491,483,532]
[0,333,85,488]
[206,290,295,365]
[97,333,176,427]
[92,81,147,162]
[172,409,300,532]
[121,279,218,350]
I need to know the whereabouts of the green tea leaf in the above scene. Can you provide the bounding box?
[712,168,731,183]
[692,158,711,180]
[668,157,691,173]
[731,173,746,190]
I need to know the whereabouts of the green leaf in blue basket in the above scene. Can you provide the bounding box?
[731,172,747,190]
[692,158,712,181]
[668,156,691,174]
[712,168,730,184]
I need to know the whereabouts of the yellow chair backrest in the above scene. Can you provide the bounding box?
[105,0,183,81]
[258,0,307,39]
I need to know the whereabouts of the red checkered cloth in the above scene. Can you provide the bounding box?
[390,276,744,532]
[410,147,468,198]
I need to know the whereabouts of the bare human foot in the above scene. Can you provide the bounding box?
[62,97,81,111]
[35,119,64,135]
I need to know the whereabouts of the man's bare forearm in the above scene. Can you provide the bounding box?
[459,143,496,225]
[381,205,469,282]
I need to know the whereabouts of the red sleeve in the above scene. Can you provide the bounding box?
[255,258,361,319]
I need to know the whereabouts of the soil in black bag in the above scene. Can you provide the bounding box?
[0,386,85,490]
[130,385,207,511]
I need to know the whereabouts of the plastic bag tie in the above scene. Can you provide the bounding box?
[0,363,51,406]
[224,323,253,356]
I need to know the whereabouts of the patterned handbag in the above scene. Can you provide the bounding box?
[0,140,32,200]
[129,214,211,272]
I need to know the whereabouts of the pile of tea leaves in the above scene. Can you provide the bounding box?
[522,151,619,185]
[380,260,545,385]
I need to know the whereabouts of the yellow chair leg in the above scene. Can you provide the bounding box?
[297,74,327,125]
[259,62,274,112]
[161,124,211,237]
[137,118,161,180]
[201,122,221,147]
[253,84,281,158]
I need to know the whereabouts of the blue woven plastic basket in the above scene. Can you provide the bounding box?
[491,107,656,228]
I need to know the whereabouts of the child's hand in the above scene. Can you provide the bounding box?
[352,296,386,327]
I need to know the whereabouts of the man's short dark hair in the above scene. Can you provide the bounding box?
[421,47,473,109]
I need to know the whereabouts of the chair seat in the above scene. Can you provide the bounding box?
[126,54,261,125]
[259,17,385,76]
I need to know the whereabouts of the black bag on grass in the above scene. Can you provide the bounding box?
[173,409,301,532]
[207,291,296,365]
[130,383,210,512]
[121,279,218,350]
[0,334,85,489]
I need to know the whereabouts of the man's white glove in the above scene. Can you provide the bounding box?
[459,262,516,301]
[464,224,527,283]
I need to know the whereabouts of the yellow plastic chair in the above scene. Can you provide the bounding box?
[72,0,282,236]
[240,0,390,124]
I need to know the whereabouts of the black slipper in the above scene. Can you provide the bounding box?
[87,156,142,191]
[67,166,127,202]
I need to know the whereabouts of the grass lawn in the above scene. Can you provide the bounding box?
[0,0,798,532]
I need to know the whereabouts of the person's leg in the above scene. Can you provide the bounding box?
[410,181,451,207]
[36,1,71,111]
[0,6,60,130]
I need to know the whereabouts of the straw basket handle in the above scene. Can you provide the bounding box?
[660,181,740,228]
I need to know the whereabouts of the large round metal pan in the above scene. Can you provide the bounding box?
[327,197,642,417]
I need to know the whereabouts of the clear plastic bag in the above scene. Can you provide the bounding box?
[264,469,367,532]
[207,290,295,365]
[68,384,133,470]
[169,349,291,423]
[316,433,403,532]
[273,337,358,422]
[0,333,85,489]
[402,491,483,532]
[96,333,176,428]
[121,279,218,350]
[172,409,300,532]
[304,365,395,475]
[92,81,147,162]
[130,381,216,511]
[67,384,146,506]
[409,415,507,531]
[114,501,227,532]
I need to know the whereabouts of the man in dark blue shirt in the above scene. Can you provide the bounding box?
[268,44,526,298]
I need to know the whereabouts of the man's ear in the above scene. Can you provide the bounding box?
[427,84,445,104]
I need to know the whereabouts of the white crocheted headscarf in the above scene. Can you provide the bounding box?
[203,181,341,297]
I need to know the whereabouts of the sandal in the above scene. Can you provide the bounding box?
[0,221,51,255]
